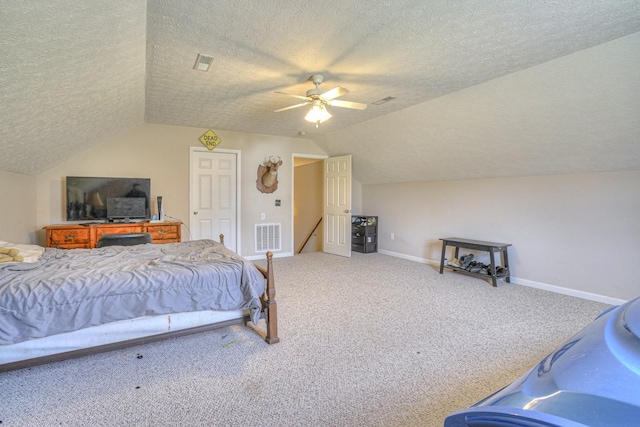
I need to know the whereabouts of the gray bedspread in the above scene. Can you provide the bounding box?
[0,240,266,345]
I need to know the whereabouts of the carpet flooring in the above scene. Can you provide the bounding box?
[0,252,610,426]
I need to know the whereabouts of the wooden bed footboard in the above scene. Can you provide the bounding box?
[220,233,278,344]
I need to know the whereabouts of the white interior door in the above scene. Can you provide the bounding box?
[323,154,352,257]
[190,149,238,252]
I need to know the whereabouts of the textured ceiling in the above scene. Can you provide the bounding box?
[145,0,640,137]
[1,1,146,175]
[2,0,640,179]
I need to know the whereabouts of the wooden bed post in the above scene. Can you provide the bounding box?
[264,251,280,344]
[219,233,278,344]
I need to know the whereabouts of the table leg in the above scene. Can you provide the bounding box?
[439,242,447,274]
[502,249,511,283]
[489,250,497,287]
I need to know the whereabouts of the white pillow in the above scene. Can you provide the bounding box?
[0,241,45,263]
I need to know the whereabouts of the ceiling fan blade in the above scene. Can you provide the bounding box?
[320,86,349,101]
[275,91,311,101]
[329,100,368,110]
[274,102,310,113]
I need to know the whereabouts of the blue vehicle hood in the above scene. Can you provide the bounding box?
[445,296,640,427]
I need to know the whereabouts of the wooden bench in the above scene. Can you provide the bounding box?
[439,238,512,287]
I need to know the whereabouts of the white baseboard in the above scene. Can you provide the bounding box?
[243,251,293,261]
[509,277,626,306]
[378,249,437,266]
[378,249,626,306]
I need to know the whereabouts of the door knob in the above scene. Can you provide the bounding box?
[344,209,350,213]
[193,211,198,215]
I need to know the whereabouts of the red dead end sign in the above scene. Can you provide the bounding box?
[199,130,221,150]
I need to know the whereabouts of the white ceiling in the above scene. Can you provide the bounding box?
[2,0,640,181]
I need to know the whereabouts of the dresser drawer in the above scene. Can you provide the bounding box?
[352,242,377,253]
[95,225,144,240]
[352,234,376,244]
[146,224,180,242]
[48,228,91,248]
[352,224,376,235]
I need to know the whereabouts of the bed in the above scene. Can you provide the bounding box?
[0,237,278,372]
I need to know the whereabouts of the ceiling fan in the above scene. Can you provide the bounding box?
[274,75,367,127]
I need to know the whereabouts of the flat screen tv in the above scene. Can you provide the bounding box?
[66,176,151,221]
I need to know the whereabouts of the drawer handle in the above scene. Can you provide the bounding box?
[158,230,167,236]
[64,233,76,240]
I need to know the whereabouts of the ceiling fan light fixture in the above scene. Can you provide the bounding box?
[305,104,332,127]
[275,74,364,126]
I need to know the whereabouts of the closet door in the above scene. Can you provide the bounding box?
[190,148,239,253]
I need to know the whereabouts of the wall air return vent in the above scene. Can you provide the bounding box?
[255,223,281,252]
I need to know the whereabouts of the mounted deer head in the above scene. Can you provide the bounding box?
[257,156,283,193]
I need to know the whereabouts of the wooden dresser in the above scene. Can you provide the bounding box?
[44,221,182,249]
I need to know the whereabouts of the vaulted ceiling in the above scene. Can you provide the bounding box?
[2,1,640,182]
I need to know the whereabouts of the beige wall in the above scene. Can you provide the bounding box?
[35,123,327,257]
[351,179,363,217]
[0,170,37,243]
[364,170,640,303]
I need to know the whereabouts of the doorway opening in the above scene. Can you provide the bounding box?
[292,154,325,254]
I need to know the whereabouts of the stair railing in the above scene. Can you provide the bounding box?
[297,217,323,254]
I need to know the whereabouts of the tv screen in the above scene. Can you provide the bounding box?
[66,176,151,221]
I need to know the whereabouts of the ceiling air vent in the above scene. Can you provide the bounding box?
[372,96,397,105]
[193,54,214,72]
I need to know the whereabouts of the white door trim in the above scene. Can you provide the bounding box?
[189,146,242,254]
